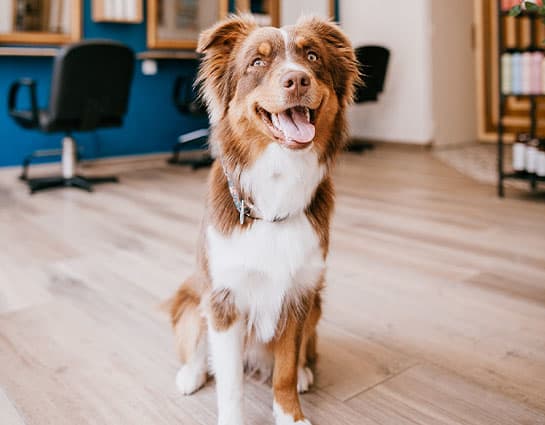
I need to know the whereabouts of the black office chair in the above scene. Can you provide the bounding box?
[167,75,213,169]
[8,40,135,194]
[349,45,391,153]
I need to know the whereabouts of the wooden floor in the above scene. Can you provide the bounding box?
[1,148,545,425]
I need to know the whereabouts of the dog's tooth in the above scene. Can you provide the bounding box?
[305,108,310,122]
[272,113,280,129]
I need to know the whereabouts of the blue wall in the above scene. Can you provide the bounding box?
[0,0,207,167]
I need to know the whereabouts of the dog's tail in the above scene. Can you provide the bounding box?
[163,275,207,364]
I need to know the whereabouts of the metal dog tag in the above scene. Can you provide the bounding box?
[240,200,245,225]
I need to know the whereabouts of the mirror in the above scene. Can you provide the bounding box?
[0,0,81,45]
[232,0,280,27]
[146,0,337,50]
[229,0,337,28]
[147,0,227,50]
[280,0,335,26]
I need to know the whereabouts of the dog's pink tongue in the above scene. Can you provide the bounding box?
[277,108,315,143]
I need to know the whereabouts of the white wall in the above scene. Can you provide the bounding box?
[341,0,435,144]
[281,0,331,26]
[281,0,477,146]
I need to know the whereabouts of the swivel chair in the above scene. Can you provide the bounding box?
[349,45,391,153]
[8,40,135,194]
[167,75,213,169]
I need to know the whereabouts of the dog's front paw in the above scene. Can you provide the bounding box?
[276,416,313,425]
[274,402,313,425]
[175,364,207,395]
[297,366,314,393]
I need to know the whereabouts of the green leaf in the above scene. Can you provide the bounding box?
[538,5,545,15]
[509,4,522,16]
[525,2,539,12]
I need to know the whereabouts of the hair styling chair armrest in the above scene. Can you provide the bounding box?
[8,78,39,126]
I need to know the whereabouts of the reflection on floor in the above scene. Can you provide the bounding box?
[1,148,545,424]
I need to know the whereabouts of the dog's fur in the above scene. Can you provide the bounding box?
[167,15,359,425]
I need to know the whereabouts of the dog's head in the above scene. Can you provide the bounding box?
[197,15,360,163]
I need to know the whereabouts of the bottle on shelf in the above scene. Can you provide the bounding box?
[513,133,530,172]
[522,52,532,94]
[541,56,545,94]
[537,141,545,177]
[512,52,523,94]
[531,51,543,94]
[526,138,540,173]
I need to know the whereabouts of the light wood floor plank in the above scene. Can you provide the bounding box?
[347,364,545,425]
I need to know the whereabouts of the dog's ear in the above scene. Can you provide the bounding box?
[196,15,258,123]
[297,16,361,106]
[197,14,257,54]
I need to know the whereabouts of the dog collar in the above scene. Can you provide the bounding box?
[222,163,288,225]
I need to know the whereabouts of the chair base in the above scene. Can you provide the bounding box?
[20,135,119,194]
[167,155,214,170]
[347,141,375,153]
[168,128,213,170]
[26,175,119,194]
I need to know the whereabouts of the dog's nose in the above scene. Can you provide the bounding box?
[282,71,311,96]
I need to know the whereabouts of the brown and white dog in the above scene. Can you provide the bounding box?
[168,14,359,425]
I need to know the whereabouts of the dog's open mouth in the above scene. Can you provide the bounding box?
[257,106,316,148]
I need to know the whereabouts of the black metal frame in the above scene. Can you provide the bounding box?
[8,79,39,128]
[346,142,375,153]
[497,3,545,197]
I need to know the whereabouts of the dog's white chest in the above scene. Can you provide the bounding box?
[207,144,326,342]
[239,143,325,221]
[207,216,324,342]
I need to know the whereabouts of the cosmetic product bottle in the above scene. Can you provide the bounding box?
[541,56,545,94]
[537,141,545,177]
[522,52,532,94]
[526,138,539,174]
[531,51,543,94]
[502,53,513,94]
[512,52,522,95]
[513,133,529,172]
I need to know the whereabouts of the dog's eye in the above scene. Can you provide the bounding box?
[251,58,267,67]
[307,52,318,62]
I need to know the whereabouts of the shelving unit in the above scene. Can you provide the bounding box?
[0,47,58,57]
[497,3,545,197]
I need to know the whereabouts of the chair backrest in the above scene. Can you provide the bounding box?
[354,45,390,103]
[173,75,207,116]
[47,40,135,131]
